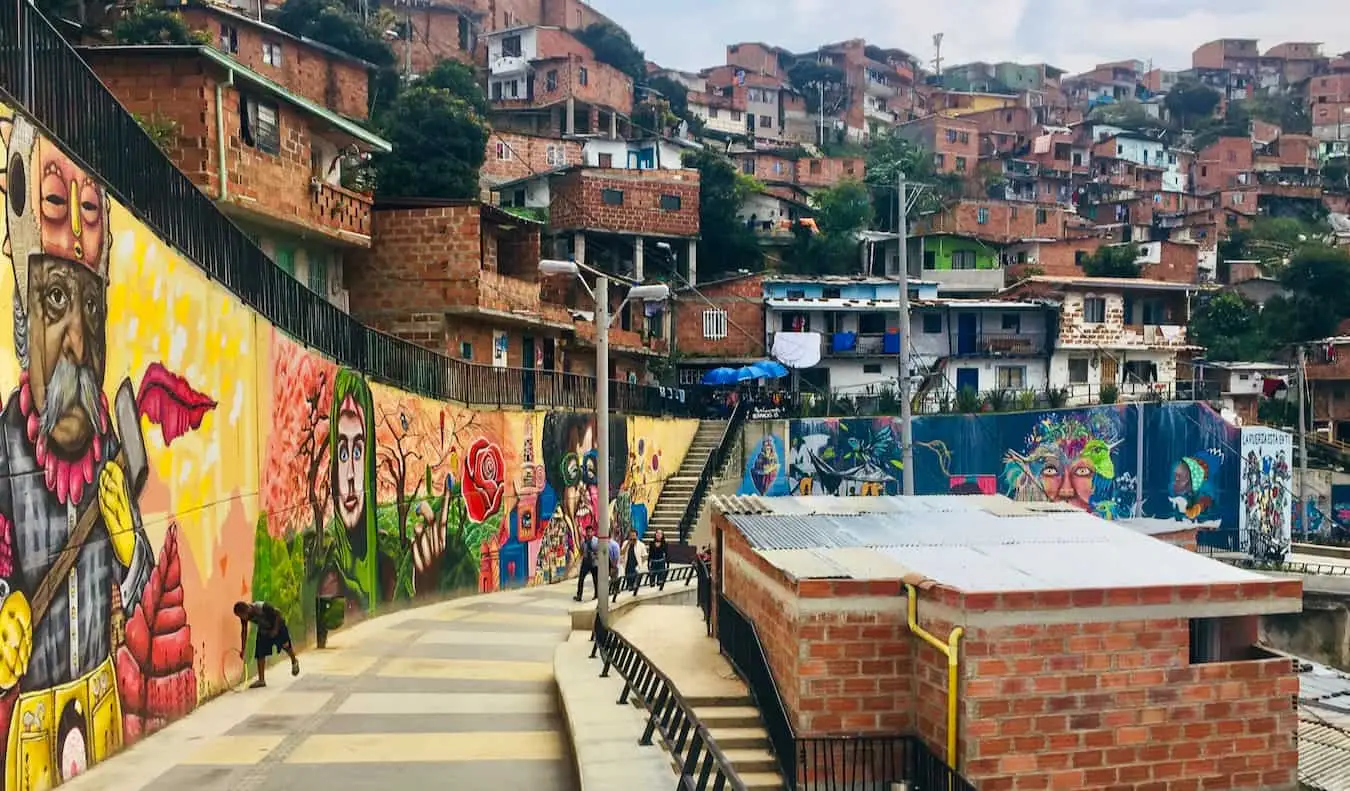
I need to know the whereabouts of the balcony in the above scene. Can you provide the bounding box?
[489,54,532,76]
[313,181,373,242]
[865,73,898,99]
[924,267,1007,294]
[1005,159,1039,179]
[952,330,1048,356]
[826,332,900,357]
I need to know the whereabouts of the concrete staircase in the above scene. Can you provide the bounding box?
[691,699,785,790]
[648,419,728,543]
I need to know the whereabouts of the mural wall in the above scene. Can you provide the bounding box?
[0,108,699,787]
[1238,427,1293,558]
[738,402,1282,553]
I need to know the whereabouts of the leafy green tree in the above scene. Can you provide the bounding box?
[1163,80,1221,128]
[1081,244,1143,277]
[422,59,489,116]
[787,59,847,114]
[1188,292,1271,361]
[1245,93,1312,134]
[574,22,646,84]
[783,180,871,275]
[113,1,206,45]
[681,149,762,278]
[863,131,963,232]
[373,86,489,200]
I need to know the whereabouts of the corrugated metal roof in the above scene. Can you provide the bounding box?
[1300,660,1350,790]
[717,495,1266,592]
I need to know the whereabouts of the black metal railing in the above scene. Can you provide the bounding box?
[676,399,749,544]
[716,594,797,785]
[590,618,749,791]
[608,561,697,602]
[796,737,977,791]
[0,2,693,417]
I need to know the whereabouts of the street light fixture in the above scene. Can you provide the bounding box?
[538,259,669,626]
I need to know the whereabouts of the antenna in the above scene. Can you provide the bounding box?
[932,32,944,79]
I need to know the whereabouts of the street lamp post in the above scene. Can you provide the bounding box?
[539,259,669,626]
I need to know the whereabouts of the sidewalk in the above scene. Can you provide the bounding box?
[63,584,584,791]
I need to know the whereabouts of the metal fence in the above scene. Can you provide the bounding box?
[0,1,692,416]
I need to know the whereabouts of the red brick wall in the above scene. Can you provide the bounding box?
[509,55,633,116]
[481,131,583,185]
[726,43,784,78]
[674,275,765,359]
[1010,238,1104,278]
[550,168,700,237]
[917,200,1071,243]
[1196,138,1254,192]
[1309,73,1350,104]
[796,157,864,189]
[183,7,369,119]
[404,7,477,72]
[540,0,609,30]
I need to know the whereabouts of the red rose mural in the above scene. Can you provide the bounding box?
[461,438,505,523]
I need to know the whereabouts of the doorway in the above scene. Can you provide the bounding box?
[956,313,978,355]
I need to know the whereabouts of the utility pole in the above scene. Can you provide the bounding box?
[595,276,612,625]
[1297,344,1309,546]
[818,83,826,147]
[897,171,915,496]
[932,33,944,82]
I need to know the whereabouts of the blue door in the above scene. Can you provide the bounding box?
[956,313,978,355]
[955,367,979,394]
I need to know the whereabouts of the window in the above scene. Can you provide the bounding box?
[1231,192,1244,205]
[922,314,942,334]
[240,96,280,155]
[492,81,503,100]
[660,194,682,211]
[546,144,566,167]
[822,287,841,299]
[996,366,1026,389]
[307,251,328,294]
[578,67,589,86]
[1083,297,1106,323]
[958,131,970,144]
[495,141,511,160]
[1141,299,1167,325]
[977,207,989,224]
[501,35,522,57]
[273,246,294,275]
[810,160,822,174]
[702,309,728,339]
[679,369,701,386]
[859,313,887,334]
[602,188,624,205]
[598,153,613,168]
[219,24,238,53]
[934,153,945,168]
[262,42,282,67]
[922,251,937,270]
[508,79,520,98]
[786,289,806,299]
[457,15,470,50]
[741,159,755,174]
[955,156,967,172]
[1035,208,1048,224]
[1123,360,1158,384]
[952,250,977,269]
[1068,358,1090,384]
[759,114,772,128]
[1001,313,1021,332]
[863,364,883,374]
[1074,250,1088,267]
[460,341,473,360]
[546,70,558,92]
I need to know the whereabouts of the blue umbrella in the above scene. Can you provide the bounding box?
[701,367,740,385]
[734,367,758,382]
[747,360,789,379]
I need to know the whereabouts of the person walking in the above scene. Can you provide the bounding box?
[234,600,299,688]
[620,528,647,593]
[574,526,599,602]
[648,529,669,590]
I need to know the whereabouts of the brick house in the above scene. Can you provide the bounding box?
[1002,276,1204,403]
[482,25,634,138]
[912,200,1077,244]
[1301,337,1350,441]
[893,115,980,176]
[711,494,1302,791]
[730,151,865,193]
[480,130,583,192]
[83,44,390,312]
[701,65,785,142]
[671,273,766,385]
[1005,239,1200,285]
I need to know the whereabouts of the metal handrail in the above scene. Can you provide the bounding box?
[590,618,750,791]
[716,594,797,786]
[677,399,749,544]
[608,561,698,602]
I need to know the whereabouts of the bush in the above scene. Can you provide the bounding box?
[1099,384,1119,405]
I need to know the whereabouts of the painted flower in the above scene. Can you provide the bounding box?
[461,438,505,523]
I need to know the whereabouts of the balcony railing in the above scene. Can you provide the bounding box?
[954,330,1048,356]
[313,181,373,240]
[0,2,690,417]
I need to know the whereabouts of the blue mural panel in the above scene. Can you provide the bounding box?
[740,432,790,496]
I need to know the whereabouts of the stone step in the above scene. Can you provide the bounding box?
[695,706,765,729]
[707,727,771,751]
[722,748,780,774]
[684,693,754,708]
[739,772,786,791]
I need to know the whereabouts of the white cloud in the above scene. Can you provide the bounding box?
[593,0,1349,75]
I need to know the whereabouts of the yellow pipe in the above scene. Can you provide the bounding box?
[905,583,965,770]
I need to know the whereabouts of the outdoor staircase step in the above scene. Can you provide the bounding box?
[738,772,786,791]
[694,706,764,728]
[721,748,780,774]
[707,727,771,750]
[685,694,754,707]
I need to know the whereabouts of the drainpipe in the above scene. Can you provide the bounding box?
[904,583,964,769]
[215,70,235,201]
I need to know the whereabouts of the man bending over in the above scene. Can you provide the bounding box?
[234,600,300,688]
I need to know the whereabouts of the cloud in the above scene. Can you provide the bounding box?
[589,0,1349,76]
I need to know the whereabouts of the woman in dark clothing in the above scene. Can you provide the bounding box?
[648,529,669,589]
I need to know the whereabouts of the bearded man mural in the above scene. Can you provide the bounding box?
[0,116,209,788]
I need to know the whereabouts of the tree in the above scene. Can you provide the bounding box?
[1081,244,1143,277]
[681,149,762,278]
[1163,80,1221,129]
[786,59,847,117]
[863,131,963,232]
[373,86,489,200]
[783,180,872,275]
[1245,93,1312,134]
[574,22,646,84]
[113,1,207,45]
[421,59,489,116]
[1188,292,1271,361]
[1087,99,1153,130]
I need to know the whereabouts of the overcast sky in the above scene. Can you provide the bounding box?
[590,0,1350,76]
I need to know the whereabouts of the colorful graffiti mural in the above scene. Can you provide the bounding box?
[0,105,702,788]
[1238,427,1293,559]
[740,402,1285,554]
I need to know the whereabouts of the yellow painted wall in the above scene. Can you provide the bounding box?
[0,105,698,786]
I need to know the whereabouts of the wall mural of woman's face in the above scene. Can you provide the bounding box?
[335,393,366,531]
[559,422,599,540]
[1018,444,1096,511]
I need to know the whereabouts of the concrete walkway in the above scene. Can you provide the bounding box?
[62,584,584,791]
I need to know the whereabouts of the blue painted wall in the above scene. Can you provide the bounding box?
[739,403,1270,552]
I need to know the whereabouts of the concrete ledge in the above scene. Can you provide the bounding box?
[554,631,680,791]
[569,579,700,631]
[1295,542,1350,560]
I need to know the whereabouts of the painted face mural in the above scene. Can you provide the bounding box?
[325,369,377,611]
[1167,450,1222,524]
[1002,412,1123,517]
[0,114,215,786]
[540,413,627,570]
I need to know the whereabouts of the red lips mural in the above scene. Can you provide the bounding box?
[136,363,218,446]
